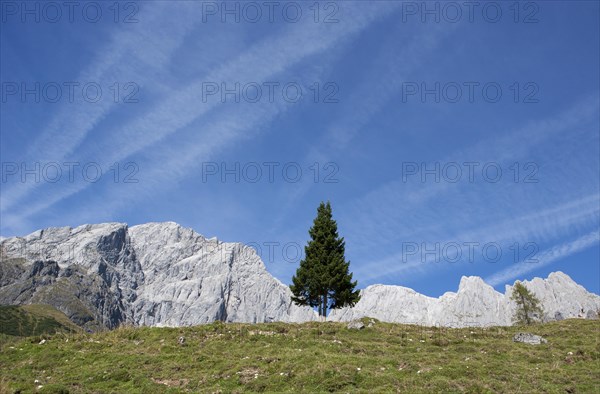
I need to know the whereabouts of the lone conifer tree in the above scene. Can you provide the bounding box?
[290,201,360,317]
[510,281,544,325]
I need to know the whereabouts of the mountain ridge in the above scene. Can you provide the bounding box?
[1,221,598,329]
[328,270,600,326]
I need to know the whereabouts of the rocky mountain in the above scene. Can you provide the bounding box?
[0,222,316,330]
[328,273,600,327]
[1,222,598,329]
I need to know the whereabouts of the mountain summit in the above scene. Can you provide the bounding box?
[0,222,316,330]
[1,222,598,329]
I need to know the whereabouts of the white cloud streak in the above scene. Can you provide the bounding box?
[342,96,600,251]
[1,2,399,232]
[485,230,600,287]
[271,22,453,230]
[1,2,202,212]
[354,193,600,282]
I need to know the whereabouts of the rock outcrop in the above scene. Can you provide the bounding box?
[328,272,600,327]
[1,222,599,329]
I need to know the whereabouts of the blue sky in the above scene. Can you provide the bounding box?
[1,0,599,296]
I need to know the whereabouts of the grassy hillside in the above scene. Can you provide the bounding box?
[0,318,598,393]
[0,304,81,338]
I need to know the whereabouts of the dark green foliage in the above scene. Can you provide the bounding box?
[510,281,544,325]
[0,305,79,337]
[290,201,360,317]
[0,305,77,336]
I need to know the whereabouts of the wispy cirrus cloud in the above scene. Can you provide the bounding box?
[270,22,454,231]
[342,96,600,251]
[1,2,202,213]
[485,230,600,287]
[1,2,400,233]
[342,96,599,285]
[354,193,600,283]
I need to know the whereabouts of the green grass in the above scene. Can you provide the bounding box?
[0,318,598,393]
[0,305,81,338]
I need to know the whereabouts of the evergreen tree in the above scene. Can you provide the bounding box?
[290,201,360,317]
[510,281,544,325]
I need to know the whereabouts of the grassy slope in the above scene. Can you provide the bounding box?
[0,305,81,338]
[0,318,598,393]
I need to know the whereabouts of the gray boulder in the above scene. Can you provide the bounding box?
[347,320,365,330]
[513,332,548,345]
[554,311,564,321]
[585,310,598,319]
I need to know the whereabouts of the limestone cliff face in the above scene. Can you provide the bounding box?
[0,222,316,330]
[1,222,598,329]
[328,273,600,327]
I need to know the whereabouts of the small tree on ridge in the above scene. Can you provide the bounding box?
[511,281,544,325]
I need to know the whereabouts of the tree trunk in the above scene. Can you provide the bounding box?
[520,293,530,325]
[323,293,328,318]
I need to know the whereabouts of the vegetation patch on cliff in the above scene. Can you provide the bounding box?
[0,304,80,338]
